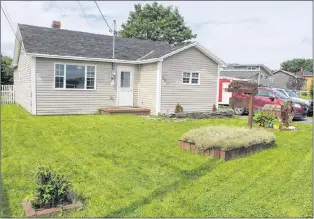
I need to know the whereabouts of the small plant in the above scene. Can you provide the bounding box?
[174,103,183,113]
[253,111,276,127]
[95,109,102,115]
[28,166,72,209]
[212,104,217,112]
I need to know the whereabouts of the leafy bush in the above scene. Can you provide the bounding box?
[30,166,72,209]
[180,126,276,151]
[253,111,277,127]
[174,103,183,113]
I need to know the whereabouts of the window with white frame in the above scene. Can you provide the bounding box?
[54,63,96,89]
[182,72,200,84]
[269,78,274,83]
[247,67,257,70]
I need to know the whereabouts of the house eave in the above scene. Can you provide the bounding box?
[26,53,163,64]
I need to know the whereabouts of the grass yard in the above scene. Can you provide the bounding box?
[300,93,312,100]
[1,104,312,217]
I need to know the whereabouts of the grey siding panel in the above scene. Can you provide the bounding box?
[14,46,32,113]
[271,72,290,89]
[259,68,270,86]
[35,58,139,115]
[138,63,157,114]
[161,47,218,113]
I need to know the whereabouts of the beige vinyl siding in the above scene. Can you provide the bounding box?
[138,63,157,114]
[161,47,218,113]
[36,59,139,115]
[14,47,32,113]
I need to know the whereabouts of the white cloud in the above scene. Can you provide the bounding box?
[1,1,312,69]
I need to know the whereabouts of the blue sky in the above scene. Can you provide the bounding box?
[1,1,312,69]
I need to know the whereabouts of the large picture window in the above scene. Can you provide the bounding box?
[54,63,96,89]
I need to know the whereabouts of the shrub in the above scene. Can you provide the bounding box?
[212,104,217,112]
[30,166,72,209]
[253,111,276,127]
[174,103,183,113]
[180,126,276,151]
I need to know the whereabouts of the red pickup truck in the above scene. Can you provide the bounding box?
[232,87,308,120]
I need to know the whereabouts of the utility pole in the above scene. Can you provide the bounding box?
[112,20,116,59]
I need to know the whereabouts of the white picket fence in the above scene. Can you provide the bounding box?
[1,85,15,104]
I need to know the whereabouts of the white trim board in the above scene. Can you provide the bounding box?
[26,42,226,66]
[31,57,37,115]
[155,61,162,115]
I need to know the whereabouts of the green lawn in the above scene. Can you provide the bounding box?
[300,93,312,100]
[1,104,312,218]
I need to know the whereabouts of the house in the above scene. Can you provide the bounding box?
[12,22,225,115]
[219,64,273,87]
[271,69,306,90]
[298,68,313,92]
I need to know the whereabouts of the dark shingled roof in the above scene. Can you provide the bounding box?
[18,24,190,61]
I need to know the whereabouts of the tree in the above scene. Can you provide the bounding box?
[119,2,197,45]
[1,55,14,85]
[286,76,306,91]
[280,58,313,73]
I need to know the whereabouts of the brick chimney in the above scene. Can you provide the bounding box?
[52,21,61,29]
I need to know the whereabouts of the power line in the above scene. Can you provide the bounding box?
[77,1,90,27]
[2,2,13,27]
[94,0,112,32]
[1,6,21,44]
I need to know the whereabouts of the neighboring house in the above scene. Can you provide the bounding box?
[219,64,273,87]
[301,70,312,92]
[12,22,225,115]
[271,69,305,90]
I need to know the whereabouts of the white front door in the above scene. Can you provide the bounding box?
[117,67,134,107]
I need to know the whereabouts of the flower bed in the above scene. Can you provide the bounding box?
[22,193,83,217]
[179,126,276,161]
[160,109,234,119]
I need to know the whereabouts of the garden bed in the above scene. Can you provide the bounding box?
[160,109,234,119]
[22,192,83,217]
[179,126,276,161]
[179,140,275,161]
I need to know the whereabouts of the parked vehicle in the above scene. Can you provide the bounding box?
[274,88,313,116]
[232,87,308,120]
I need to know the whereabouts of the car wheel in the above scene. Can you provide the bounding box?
[234,107,245,115]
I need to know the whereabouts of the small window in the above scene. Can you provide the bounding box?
[265,75,268,79]
[247,67,257,70]
[86,66,95,89]
[182,72,200,85]
[55,64,65,88]
[260,74,263,79]
[182,72,191,84]
[191,73,199,84]
[120,71,131,88]
[269,78,274,83]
